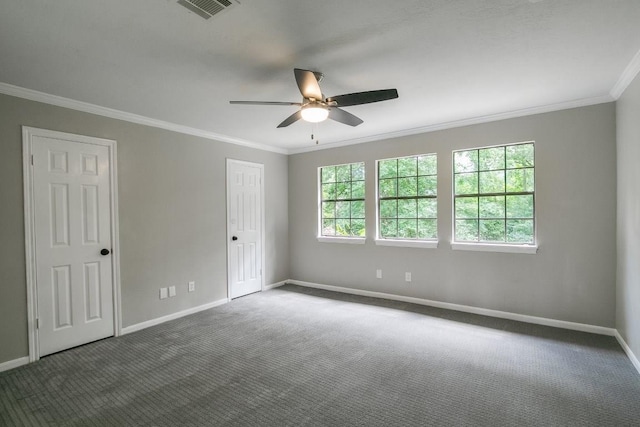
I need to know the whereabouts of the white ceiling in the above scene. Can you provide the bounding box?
[1,0,640,153]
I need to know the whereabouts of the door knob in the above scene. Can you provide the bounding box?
[100,248,110,256]
[232,236,238,241]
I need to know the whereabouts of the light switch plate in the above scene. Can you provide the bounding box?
[188,281,195,292]
[376,269,382,279]
[169,286,176,297]
[405,272,412,282]
[160,288,168,299]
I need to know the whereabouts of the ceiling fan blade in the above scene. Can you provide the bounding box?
[294,68,323,100]
[326,89,398,107]
[328,108,363,127]
[277,110,303,128]
[230,101,302,106]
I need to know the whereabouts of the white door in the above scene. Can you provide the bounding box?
[31,134,114,356]
[227,159,264,299]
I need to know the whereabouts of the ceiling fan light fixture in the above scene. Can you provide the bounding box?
[301,105,329,123]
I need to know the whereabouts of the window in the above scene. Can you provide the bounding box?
[377,154,437,242]
[319,162,365,238]
[453,142,535,246]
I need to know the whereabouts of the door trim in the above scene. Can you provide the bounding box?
[226,159,265,300]
[22,126,122,362]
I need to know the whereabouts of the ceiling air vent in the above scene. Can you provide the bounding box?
[177,0,236,20]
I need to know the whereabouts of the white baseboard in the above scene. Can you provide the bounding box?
[0,356,29,373]
[288,280,616,337]
[121,298,229,335]
[615,330,640,375]
[264,280,288,291]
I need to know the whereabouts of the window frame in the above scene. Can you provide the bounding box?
[451,141,537,254]
[375,153,439,249]
[317,162,366,244]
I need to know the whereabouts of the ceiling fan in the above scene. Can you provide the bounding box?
[230,68,398,128]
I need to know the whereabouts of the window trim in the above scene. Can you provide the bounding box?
[451,141,537,249]
[317,162,367,243]
[375,153,439,248]
[451,242,537,254]
[317,236,366,244]
[375,238,438,249]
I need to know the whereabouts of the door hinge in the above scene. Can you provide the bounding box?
[31,155,34,165]
[36,318,39,329]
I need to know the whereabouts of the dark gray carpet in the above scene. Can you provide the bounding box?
[1,284,639,426]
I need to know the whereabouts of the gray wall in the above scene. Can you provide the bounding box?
[289,103,617,327]
[0,93,289,364]
[616,73,640,358]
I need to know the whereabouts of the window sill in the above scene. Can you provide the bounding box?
[451,242,538,254]
[375,239,438,249]
[317,236,366,245]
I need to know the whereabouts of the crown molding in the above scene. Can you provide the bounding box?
[610,48,640,100]
[0,82,288,155]
[287,95,614,154]
[0,81,616,157]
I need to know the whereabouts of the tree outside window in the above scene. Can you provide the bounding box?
[319,162,365,237]
[453,142,535,244]
[377,154,437,240]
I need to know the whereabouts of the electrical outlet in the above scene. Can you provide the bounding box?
[169,286,176,297]
[376,269,382,279]
[159,288,168,299]
[405,272,412,282]
[188,281,195,292]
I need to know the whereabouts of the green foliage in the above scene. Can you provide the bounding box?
[507,220,533,243]
[479,147,505,171]
[455,197,478,219]
[335,182,350,200]
[454,151,478,173]
[398,219,418,238]
[506,195,533,218]
[322,219,335,236]
[377,153,438,240]
[480,219,505,241]
[455,173,478,195]
[453,143,535,244]
[418,219,437,239]
[335,165,351,182]
[351,163,365,180]
[351,201,365,219]
[352,181,365,199]
[418,199,437,219]
[349,219,366,237]
[506,168,534,192]
[506,144,534,168]
[336,201,350,218]
[322,202,335,219]
[380,200,397,218]
[479,196,505,219]
[418,176,437,196]
[398,177,417,197]
[380,219,397,237]
[418,155,437,176]
[455,219,478,241]
[320,162,366,238]
[336,219,350,235]
[479,170,505,193]
[398,199,417,218]
[322,183,336,200]
[322,167,336,183]
[379,178,397,198]
[398,157,417,177]
[379,159,397,179]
